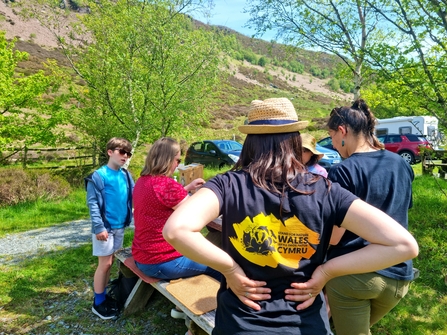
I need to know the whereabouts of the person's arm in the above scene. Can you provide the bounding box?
[172,178,206,209]
[184,178,205,193]
[163,188,271,310]
[329,226,345,245]
[285,199,418,310]
[86,180,108,240]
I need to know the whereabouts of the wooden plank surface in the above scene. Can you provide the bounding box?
[114,248,215,334]
[206,216,222,232]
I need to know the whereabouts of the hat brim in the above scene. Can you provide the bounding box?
[238,121,308,134]
[302,144,324,161]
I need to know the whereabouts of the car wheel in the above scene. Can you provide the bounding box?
[219,162,226,169]
[399,150,415,164]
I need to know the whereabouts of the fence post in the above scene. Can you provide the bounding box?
[22,145,28,169]
[92,142,97,166]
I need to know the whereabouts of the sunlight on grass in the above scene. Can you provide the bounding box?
[0,188,89,237]
[1,170,446,334]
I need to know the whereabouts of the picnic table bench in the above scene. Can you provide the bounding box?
[422,149,447,177]
[114,217,222,335]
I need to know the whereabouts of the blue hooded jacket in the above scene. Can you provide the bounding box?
[84,169,134,234]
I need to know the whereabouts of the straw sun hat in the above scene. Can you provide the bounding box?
[238,98,308,134]
[301,133,324,160]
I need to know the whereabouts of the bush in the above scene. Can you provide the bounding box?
[328,78,340,91]
[339,79,355,93]
[52,165,96,187]
[258,56,268,67]
[0,168,71,207]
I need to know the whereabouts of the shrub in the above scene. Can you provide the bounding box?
[0,168,71,207]
[52,165,96,187]
[258,56,267,67]
[328,78,340,91]
[339,79,355,93]
[310,66,321,77]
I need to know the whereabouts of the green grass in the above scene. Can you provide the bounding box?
[0,230,187,335]
[0,187,89,238]
[371,174,447,335]
[0,170,446,334]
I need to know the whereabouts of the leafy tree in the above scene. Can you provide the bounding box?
[23,0,223,158]
[245,0,387,100]
[0,31,67,151]
[364,0,447,129]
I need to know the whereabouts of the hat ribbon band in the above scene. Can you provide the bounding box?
[249,119,297,125]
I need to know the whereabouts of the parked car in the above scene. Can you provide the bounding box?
[317,136,336,151]
[184,140,242,168]
[316,144,342,171]
[318,134,431,165]
[377,133,431,164]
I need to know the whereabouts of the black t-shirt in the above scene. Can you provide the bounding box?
[205,171,357,335]
[327,150,414,280]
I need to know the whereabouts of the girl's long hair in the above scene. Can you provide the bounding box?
[141,137,179,176]
[233,132,319,195]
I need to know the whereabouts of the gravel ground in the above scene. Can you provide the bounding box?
[0,221,183,335]
[0,220,137,265]
[0,220,93,265]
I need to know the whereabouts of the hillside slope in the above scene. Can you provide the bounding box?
[0,1,352,136]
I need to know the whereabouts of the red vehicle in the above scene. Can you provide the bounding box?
[377,133,431,164]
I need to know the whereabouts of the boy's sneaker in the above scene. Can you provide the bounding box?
[105,294,121,311]
[92,299,119,320]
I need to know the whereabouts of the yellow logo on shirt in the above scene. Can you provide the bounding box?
[230,212,320,268]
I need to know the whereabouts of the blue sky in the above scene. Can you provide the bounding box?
[191,0,276,41]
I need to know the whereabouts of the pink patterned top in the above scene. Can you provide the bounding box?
[132,175,187,264]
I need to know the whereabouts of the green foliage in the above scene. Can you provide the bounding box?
[242,50,258,64]
[328,78,340,91]
[289,60,304,74]
[258,56,267,67]
[310,65,321,77]
[33,0,224,152]
[245,0,387,99]
[363,0,447,128]
[339,79,354,93]
[0,31,69,147]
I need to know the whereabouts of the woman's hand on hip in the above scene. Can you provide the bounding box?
[223,263,271,311]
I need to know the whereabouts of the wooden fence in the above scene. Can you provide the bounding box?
[1,145,97,169]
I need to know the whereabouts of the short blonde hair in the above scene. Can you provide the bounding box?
[141,137,180,176]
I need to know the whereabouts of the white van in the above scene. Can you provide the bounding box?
[376,116,439,144]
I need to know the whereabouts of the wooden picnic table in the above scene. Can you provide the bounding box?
[206,216,222,232]
[422,149,447,177]
[114,217,223,335]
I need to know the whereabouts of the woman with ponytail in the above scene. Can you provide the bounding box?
[287,99,416,334]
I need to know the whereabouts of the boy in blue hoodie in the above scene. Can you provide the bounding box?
[85,137,135,320]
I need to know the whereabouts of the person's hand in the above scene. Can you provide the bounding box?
[185,178,205,192]
[96,230,108,241]
[284,265,330,310]
[222,263,271,311]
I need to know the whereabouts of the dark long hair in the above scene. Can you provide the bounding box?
[327,99,384,150]
[233,132,318,194]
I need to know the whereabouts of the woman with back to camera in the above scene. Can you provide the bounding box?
[287,99,416,335]
[163,98,418,335]
[131,137,221,323]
